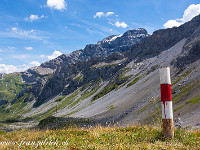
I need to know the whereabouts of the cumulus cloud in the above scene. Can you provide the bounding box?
[94,12,104,18]
[29,61,40,67]
[47,0,66,11]
[94,12,115,18]
[115,21,128,28]
[48,50,62,60]
[0,64,18,74]
[106,12,114,16]
[164,4,200,28]
[25,47,33,50]
[163,20,182,28]
[0,61,41,74]
[40,51,62,60]
[30,15,38,21]
[25,15,47,22]
[0,51,62,73]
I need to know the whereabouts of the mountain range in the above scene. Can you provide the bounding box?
[0,14,200,130]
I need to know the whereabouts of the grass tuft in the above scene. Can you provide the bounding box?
[0,125,199,149]
[187,96,200,106]
[126,76,141,88]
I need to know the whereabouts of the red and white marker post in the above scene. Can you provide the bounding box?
[159,67,174,139]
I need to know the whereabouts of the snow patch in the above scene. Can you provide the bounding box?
[110,34,123,41]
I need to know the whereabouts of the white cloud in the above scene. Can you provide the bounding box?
[163,20,182,28]
[115,21,128,28]
[25,47,33,50]
[47,0,66,11]
[94,12,104,18]
[47,50,62,60]
[40,15,45,19]
[25,15,47,22]
[30,15,39,21]
[0,51,61,74]
[40,51,62,60]
[180,4,200,22]
[163,4,200,28]
[106,12,114,17]
[94,12,115,18]
[11,27,18,31]
[0,61,41,74]
[29,61,40,67]
[0,64,18,74]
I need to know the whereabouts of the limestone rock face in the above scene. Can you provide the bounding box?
[40,28,149,70]
[21,29,149,107]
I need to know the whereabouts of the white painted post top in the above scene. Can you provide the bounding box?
[159,67,171,84]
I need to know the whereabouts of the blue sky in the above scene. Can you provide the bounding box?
[0,0,200,73]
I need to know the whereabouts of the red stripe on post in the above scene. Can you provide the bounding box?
[160,84,172,102]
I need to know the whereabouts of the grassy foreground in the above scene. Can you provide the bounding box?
[0,125,199,150]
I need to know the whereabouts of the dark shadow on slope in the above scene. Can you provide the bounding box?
[36,116,96,130]
[175,41,200,69]
[0,117,34,124]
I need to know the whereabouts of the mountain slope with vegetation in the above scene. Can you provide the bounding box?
[1,14,200,130]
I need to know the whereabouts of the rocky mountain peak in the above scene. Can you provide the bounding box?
[123,28,148,36]
[98,28,149,45]
[40,28,150,71]
[73,28,150,58]
[98,34,123,44]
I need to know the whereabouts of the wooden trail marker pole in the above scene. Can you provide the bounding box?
[159,67,174,139]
